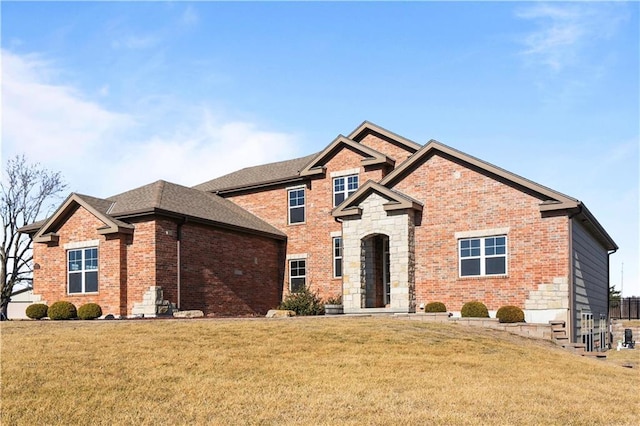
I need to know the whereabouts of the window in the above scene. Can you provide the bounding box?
[68,247,98,293]
[333,237,343,278]
[288,188,305,224]
[459,236,506,277]
[289,259,306,292]
[333,175,359,206]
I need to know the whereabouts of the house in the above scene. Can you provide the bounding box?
[20,121,617,346]
[7,287,34,319]
[20,181,287,317]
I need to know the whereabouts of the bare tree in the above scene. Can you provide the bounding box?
[1,155,66,320]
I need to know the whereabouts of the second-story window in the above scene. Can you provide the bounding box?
[288,187,305,224]
[333,175,359,206]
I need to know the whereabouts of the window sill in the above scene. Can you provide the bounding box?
[458,275,509,280]
[67,292,99,296]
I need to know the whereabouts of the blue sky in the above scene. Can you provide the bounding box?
[2,1,638,295]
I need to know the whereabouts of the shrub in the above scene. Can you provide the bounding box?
[78,303,103,320]
[279,286,325,316]
[425,302,447,313]
[47,301,77,320]
[25,303,49,320]
[324,294,342,305]
[496,305,525,323]
[461,301,489,318]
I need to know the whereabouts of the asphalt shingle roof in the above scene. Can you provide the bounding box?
[107,180,285,238]
[193,153,318,193]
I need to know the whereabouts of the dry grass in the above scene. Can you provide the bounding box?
[1,316,639,425]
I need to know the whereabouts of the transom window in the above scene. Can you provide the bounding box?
[289,259,306,292]
[459,236,507,277]
[333,237,343,278]
[68,247,98,293]
[333,175,359,206]
[288,188,305,224]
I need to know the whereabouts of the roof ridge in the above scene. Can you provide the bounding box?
[154,180,167,208]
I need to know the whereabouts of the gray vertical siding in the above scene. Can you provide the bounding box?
[572,219,609,344]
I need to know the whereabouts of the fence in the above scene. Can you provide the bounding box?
[610,297,640,320]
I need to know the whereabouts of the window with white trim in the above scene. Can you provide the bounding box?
[333,237,343,278]
[333,175,359,206]
[68,247,98,293]
[288,188,305,224]
[289,259,306,292]
[459,236,507,277]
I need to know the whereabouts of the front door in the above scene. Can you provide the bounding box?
[362,234,390,308]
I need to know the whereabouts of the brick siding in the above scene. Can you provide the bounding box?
[32,209,284,317]
[225,142,391,300]
[32,206,125,315]
[390,153,569,311]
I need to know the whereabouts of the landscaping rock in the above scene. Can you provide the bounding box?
[173,310,204,319]
[266,309,296,318]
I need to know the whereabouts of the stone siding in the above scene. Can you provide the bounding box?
[341,192,414,313]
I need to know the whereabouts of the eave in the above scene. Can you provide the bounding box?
[299,135,395,177]
[332,180,423,218]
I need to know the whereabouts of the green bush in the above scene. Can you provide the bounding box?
[25,303,49,320]
[279,286,325,316]
[47,301,77,320]
[461,301,489,318]
[496,305,525,323]
[78,303,103,320]
[425,302,447,313]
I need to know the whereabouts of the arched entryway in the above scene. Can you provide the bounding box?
[361,234,391,308]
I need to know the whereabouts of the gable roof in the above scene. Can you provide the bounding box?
[333,180,423,218]
[379,139,617,251]
[348,121,422,153]
[193,121,412,194]
[299,135,395,177]
[193,153,317,193]
[381,139,581,209]
[31,193,135,243]
[26,180,286,241]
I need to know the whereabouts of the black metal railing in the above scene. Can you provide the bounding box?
[610,297,640,320]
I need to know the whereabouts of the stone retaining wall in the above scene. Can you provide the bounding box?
[408,313,553,340]
[611,319,640,346]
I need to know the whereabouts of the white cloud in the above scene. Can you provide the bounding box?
[181,5,199,27]
[111,35,159,50]
[1,50,132,171]
[107,110,299,194]
[1,49,301,198]
[516,3,627,71]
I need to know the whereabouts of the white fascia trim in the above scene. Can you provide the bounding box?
[64,239,100,250]
[455,227,510,240]
[286,253,308,260]
[286,184,306,190]
[330,168,360,178]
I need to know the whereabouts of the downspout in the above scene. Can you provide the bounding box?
[176,217,187,310]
